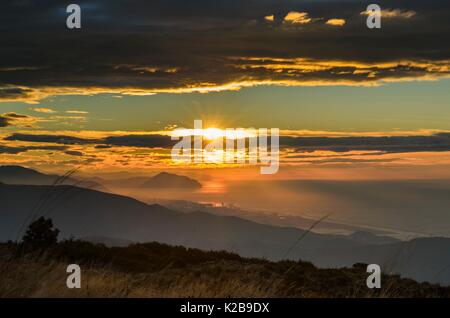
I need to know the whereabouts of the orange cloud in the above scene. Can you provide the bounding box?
[326,19,346,27]
[0,57,449,103]
[0,112,38,128]
[283,12,311,24]
[361,9,416,19]
[264,15,274,22]
[66,110,89,115]
[31,107,56,114]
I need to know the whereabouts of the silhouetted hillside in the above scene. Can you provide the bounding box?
[1,183,450,285]
[300,237,450,285]
[0,240,449,298]
[0,183,360,256]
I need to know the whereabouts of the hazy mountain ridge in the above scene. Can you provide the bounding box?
[0,183,359,253]
[153,199,398,238]
[299,237,450,284]
[0,165,107,191]
[1,183,450,285]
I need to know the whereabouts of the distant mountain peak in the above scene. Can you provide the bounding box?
[0,165,106,191]
[0,165,40,174]
[0,165,47,179]
[155,172,171,176]
[348,231,400,245]
[141,172,202,189]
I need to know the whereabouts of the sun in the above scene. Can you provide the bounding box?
[171,126,254,140]
[170,127,225,139]
[202,128,225,140]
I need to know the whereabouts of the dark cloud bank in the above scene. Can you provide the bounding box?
[0,0,449,102]
[0,112,34,127]
[6,132,450,155]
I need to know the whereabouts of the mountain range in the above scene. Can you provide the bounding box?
[141,172,202,188]
[0,165,106,191]
[1,179,450,285]
[99,171,202,189]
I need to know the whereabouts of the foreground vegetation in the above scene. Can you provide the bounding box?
[1,240,449,298]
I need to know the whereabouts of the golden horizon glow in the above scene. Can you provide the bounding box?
[171,128,257,140]
[2,127,450,175]
[202,128,224,140]
[1,56,449,103]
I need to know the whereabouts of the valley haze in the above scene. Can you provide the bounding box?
[1,166,450,286]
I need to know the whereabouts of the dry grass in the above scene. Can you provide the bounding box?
[1,242,449,298]
[0,257,284,298]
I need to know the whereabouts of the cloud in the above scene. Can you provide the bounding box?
[0,117,8,128]
[66,110,89,114]
[304,158,398,165]
[0,86,47,104]
[326,19,346,26]
[31,107,56,113]
[280,134,450,154]
[64,150,84,156]
[361,8,417,19]
[0,0,448,102]
[0,144,66,154]
[5,133,174,148]
[232,57,450,85]
[0,113,37,128]
[6,131,450,156]
[283,11,311,24]
[5,129,450,170]
[48,115,87,122]
[103,135,175,148]
[4,133,99,145]
[264,15,274,22]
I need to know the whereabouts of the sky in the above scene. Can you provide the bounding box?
[1,0,450,179]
